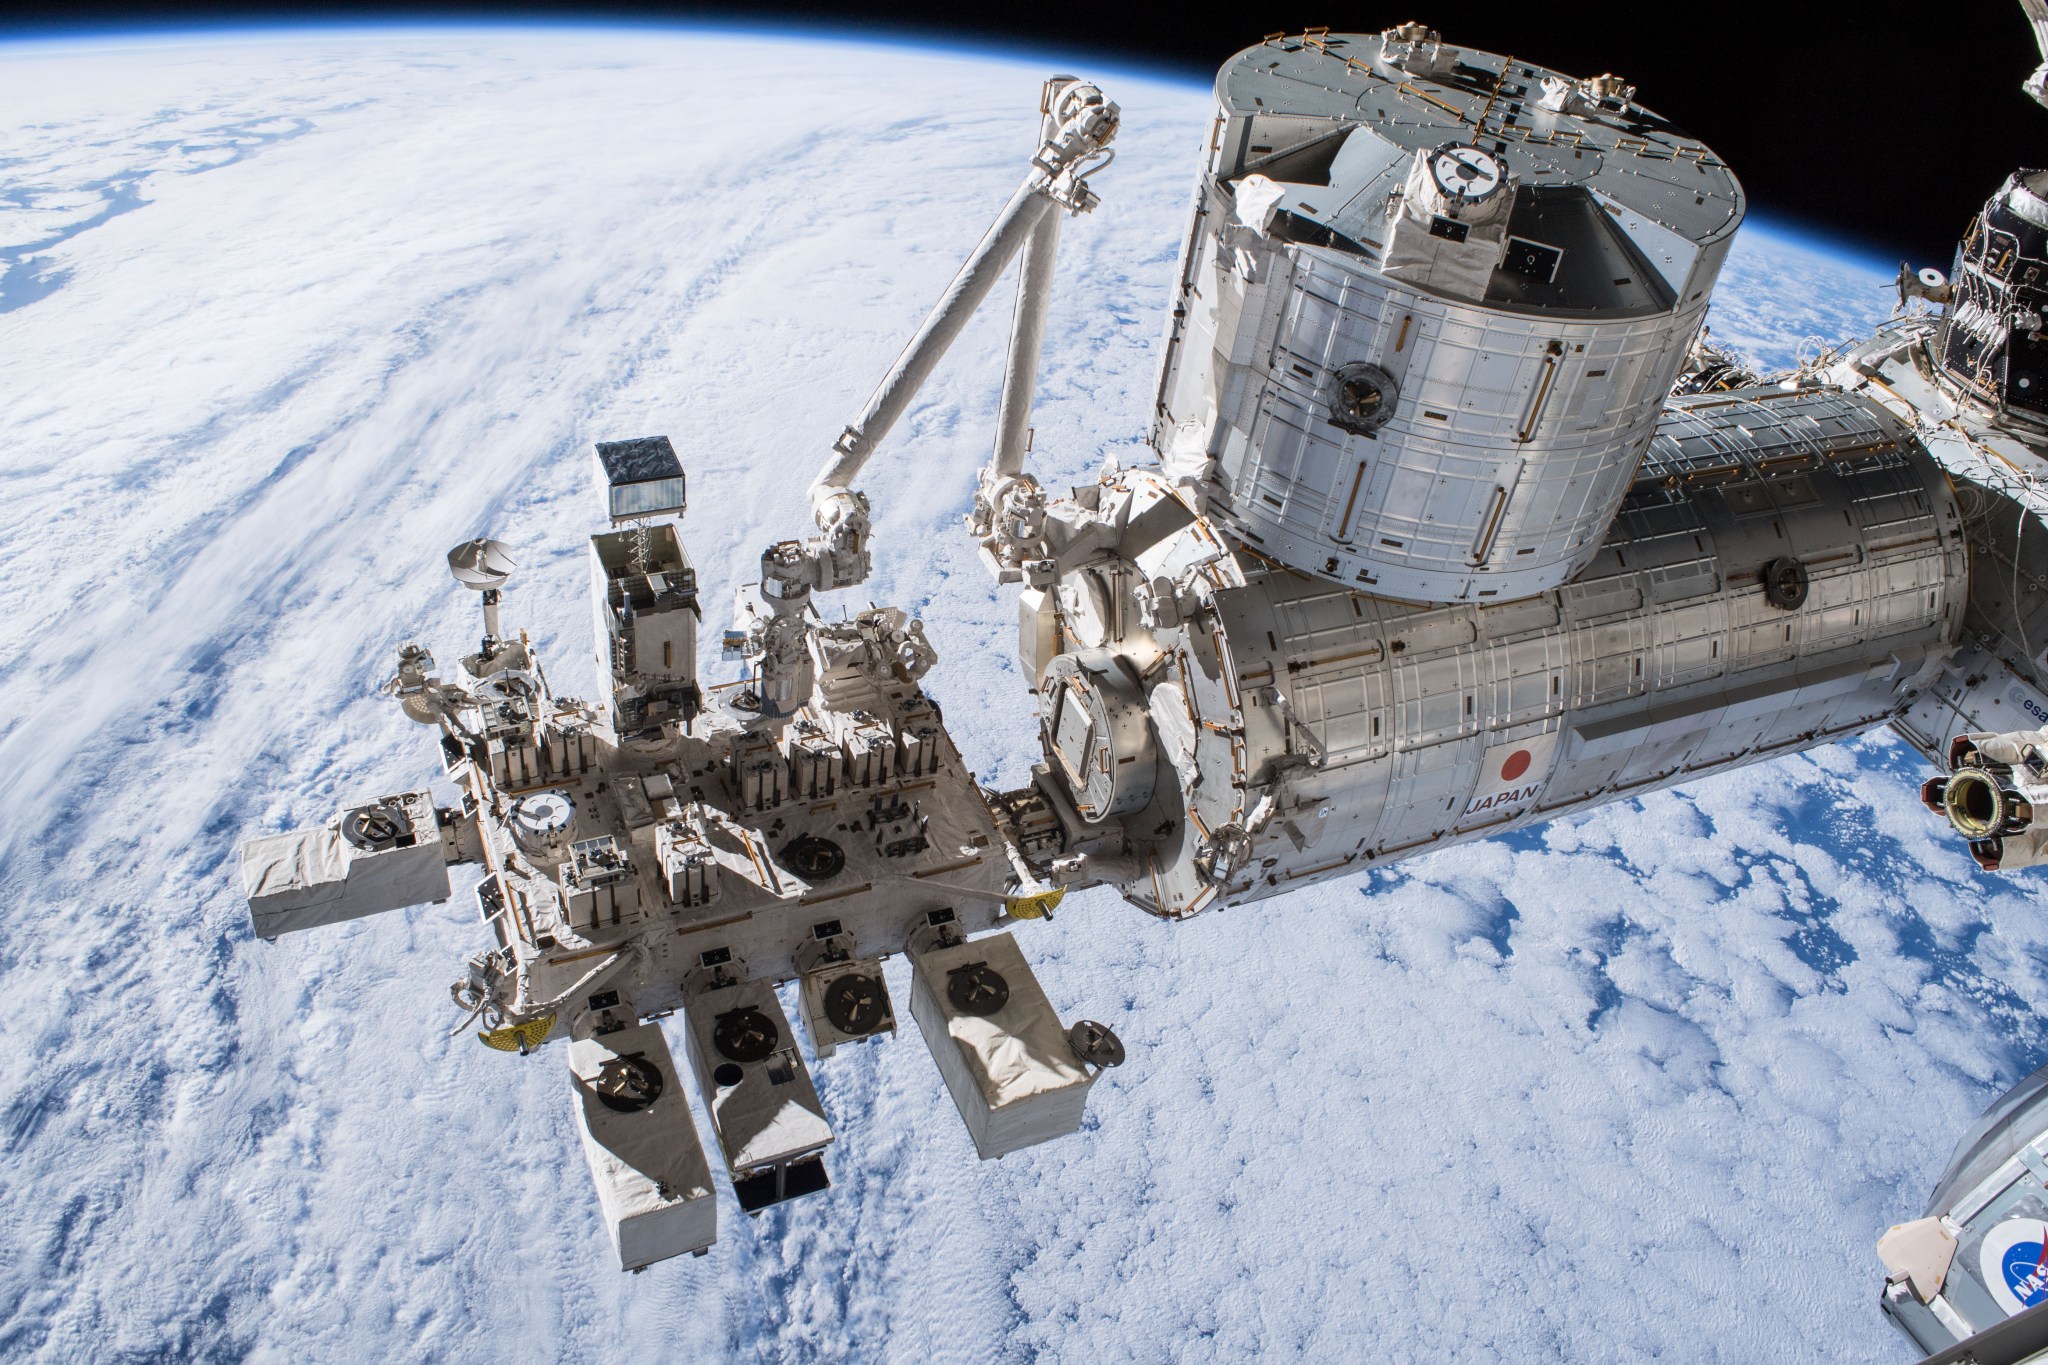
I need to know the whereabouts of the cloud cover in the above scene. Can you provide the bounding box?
[0,27,2035,1363]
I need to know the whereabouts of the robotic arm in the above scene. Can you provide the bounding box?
[804,75,1120,577]
[727,78,1118,722]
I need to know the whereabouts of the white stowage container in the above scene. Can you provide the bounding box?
[241,791,450,939]
[681,981,834,1210]
[798,956,897,1058]
[909,933,1092,1159]
[567,1022,717,1269]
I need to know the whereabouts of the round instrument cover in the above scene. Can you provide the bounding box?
[510,790,575,839]
[1426,143,1506,202]
[712,1007,780,1063]
[946,962,1010,1017]
[823,973,889,1035]
[341,802,413,851]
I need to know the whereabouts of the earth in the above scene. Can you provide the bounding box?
[3,23,2044,1364]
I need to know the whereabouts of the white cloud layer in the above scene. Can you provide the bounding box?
[0,26,2034,1363]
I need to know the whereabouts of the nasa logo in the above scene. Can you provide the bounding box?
[1979,1217,2048,1316]
[2003,1237,2048,1309]
[2009,685,2048,726]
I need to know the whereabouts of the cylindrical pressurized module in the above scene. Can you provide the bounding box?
[1037,387,1966,918]
[1152,26,1745,605]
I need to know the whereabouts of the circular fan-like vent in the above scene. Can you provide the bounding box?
[713,1007,780,1063]
[946,962,1010,1017]
[823,973,889,1035]
[778,834,845,881]
[1327,362,1398,435]
[592,1054,664,1113]
[1069,1019,1127,1069]
[1761,557,1808,611]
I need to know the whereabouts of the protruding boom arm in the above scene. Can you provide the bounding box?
[803,77,1119,588]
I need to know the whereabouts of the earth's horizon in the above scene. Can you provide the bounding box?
[0,22,2031,1364]
[0,18,1930,283]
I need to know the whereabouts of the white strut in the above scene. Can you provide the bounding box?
[731,76,1117,726]
[803,76,1119,586]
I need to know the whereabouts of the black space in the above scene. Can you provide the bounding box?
[2,0,2041,264]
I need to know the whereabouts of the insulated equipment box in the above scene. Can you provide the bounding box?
[681,980,834,1210]
[910,932,1092,1159]
[568,1022,717,1269]
[241,791,450,939]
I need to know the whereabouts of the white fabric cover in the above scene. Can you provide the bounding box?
[1380,152,1512,300]
[910,933,1091,1160]
[1233,174,1286,236]
[682,982,833,1171]
[1877,1216,1957,1303]
[569,1024,717,1269]
[241,806,450,939]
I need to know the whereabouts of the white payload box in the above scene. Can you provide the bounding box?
[909,931,1095,1159]
[681,980,833,1211]
[567,1022,717,1269]
[241,791,450,939]
[798,954,897,1059]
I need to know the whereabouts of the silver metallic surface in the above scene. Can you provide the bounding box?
[993,212,1063,479]
[1152,31,1744,605]
[815,183,1058,498]
[1033,387,1964,917]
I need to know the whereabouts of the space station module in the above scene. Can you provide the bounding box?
[1835,7,2048,1357]
[989,29,1976,925]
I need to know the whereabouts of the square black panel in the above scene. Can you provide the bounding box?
[1427,214,1470,243]
[733,1157,832,1212]
[732,1170,779,1212]
[782,1157,831,1200]
[1502,236,1564,283]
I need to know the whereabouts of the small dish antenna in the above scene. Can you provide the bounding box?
[447,538,518,653]
[448,538,517,590]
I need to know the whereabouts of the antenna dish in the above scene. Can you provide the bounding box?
[448,538,517,591]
